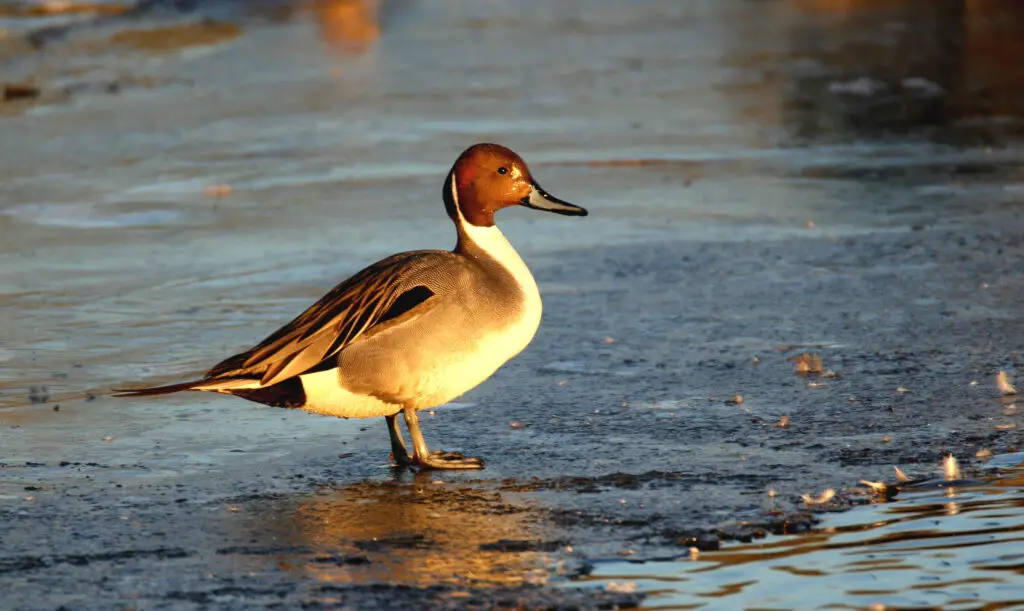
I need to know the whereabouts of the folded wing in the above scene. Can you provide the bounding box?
[207,250,451,387]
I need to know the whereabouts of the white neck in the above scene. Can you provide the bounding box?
[457,217,543,354]
[457,218,538,294]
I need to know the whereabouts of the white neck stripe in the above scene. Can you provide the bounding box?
[449,170,465,223]
[461,220,538,303]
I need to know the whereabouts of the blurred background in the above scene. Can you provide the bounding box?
[4,0,1024,143]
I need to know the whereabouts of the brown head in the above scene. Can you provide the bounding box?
[442,143,587,227]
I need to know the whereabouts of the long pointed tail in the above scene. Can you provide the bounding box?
[112,380,205,397]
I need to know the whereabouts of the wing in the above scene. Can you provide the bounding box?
[206,250,455,387]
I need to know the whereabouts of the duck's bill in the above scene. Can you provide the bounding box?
[521,183,588,216]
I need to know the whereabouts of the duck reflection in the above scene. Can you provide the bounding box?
[262,473,556,587]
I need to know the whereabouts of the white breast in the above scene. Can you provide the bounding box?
[405,221,542,409]
[460,221,543,351]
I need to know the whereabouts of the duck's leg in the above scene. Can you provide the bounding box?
[386,414,413,467]
[402,407,485,470]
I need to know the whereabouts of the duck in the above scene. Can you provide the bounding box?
[116,143,588,470]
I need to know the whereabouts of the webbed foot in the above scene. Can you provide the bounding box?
[401,407,486,471]
[413,450,485,470]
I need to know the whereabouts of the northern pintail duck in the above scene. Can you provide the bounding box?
[117,143,587,469]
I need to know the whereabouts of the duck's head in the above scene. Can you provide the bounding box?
[443,143,587,227]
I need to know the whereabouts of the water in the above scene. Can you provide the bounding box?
[3,0,1024,607]
[578,456,1024,609]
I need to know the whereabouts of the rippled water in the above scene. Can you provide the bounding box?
[578,455,1024,609]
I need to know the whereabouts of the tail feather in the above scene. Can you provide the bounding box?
[113,380,205,397]
[114,377,263,397]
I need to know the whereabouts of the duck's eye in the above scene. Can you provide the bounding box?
[497,166,508,175]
